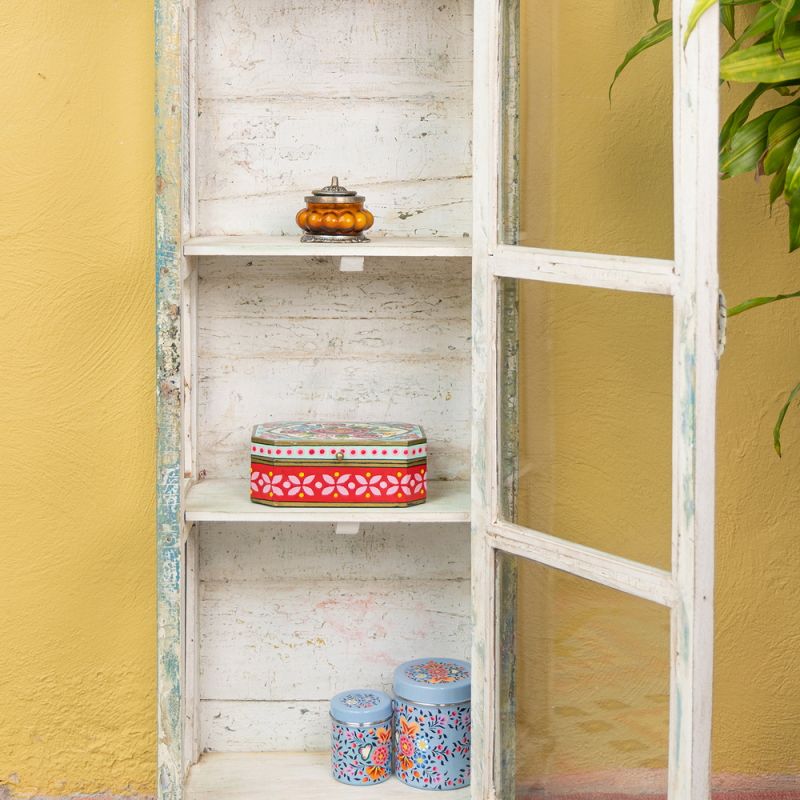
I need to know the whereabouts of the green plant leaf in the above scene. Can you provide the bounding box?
[774,380,800,456]
[771,160,789,201]
[727,288,800,315]
[720,83,774,151]
[784,135,800,194]
[684,0,718,43]
[609,19,673,98]
[763,104,800,173]
[721,35,800,82]
[789,188,800,249]
[722,3,737,36]
[720,108,780,177]
[652,0,660,21]
[773,0,796,51]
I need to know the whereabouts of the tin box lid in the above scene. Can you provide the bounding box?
[252,421,426,447]
[330,689,393,724]
[393,658,471,705]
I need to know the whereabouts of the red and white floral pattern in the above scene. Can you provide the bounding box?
[250,464,428,506]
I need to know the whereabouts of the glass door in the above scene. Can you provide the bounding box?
[471,1,720,798]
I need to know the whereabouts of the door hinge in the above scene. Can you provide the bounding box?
[717,290,727,361]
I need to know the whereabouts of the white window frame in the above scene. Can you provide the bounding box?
[470,1,720,798]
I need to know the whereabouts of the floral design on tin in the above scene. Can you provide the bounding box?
[331,722,393,785]
[340,692,383,709]
[393,705,471,790]
[406,660,470,685]
[256,421,423,442]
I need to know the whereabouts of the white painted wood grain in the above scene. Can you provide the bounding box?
[199,520,469,583]
[668,1,719,798]
[197,257,471,481]
[199,578,470,704]
[491,244,677,296]
[183,235,472,258]
[195,0,473,237]
[185,752,471,800]
[200,701,330,752]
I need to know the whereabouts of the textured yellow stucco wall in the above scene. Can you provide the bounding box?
[515,0,800,786]
[0,1,156,796]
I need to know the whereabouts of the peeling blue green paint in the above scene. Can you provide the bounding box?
[155,1,184,799]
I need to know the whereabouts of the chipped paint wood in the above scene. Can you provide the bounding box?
[195,0,473,238]
[200,701,331,751]
[199,579,469,699]
[156,0,186,797]
[470,0,501,798]
[491,245,677,296]
[196,257,471,481]
[669,1,719,798]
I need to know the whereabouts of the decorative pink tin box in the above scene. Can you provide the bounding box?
[250,421,428,508]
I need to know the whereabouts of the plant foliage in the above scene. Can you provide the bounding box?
[614,0,800,454]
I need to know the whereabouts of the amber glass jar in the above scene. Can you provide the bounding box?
[296,177,374,243]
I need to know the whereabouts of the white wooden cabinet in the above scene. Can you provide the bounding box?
[156,1,720,798]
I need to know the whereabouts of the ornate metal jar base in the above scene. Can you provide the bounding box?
[301,233,369,243]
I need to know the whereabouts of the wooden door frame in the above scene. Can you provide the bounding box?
[470,1,720,799]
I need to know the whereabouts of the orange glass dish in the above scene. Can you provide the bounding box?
[296,176,374,243]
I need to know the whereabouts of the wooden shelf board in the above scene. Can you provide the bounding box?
[185,478,470,523]
[183,235,473,258]
[185,752,470,800]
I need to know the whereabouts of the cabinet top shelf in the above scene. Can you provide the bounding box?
[183,235,473,258]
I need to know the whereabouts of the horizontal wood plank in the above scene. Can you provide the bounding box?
[491,245,677,296]
[187,478,470,523]
[488,521,675,607]
[184,235,473,258]
[199,521,470,582]
[199,578,470,701]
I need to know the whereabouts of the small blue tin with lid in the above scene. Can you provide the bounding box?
[330,689,394,786]
[393,658,471,790]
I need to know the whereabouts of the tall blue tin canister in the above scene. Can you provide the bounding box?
[330,689,394,786]
[393,658,471,791]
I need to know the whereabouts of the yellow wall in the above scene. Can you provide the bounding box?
[1,0,798,796]
[515,0,800,786]
[0,1,155,797]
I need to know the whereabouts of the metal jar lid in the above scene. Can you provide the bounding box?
[393,658,471,706]
[305,176,365,204]
[330,689,393,725]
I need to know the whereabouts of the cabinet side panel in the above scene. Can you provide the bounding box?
[156,0,185,796]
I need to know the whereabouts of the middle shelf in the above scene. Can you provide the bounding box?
[185,478,470,524]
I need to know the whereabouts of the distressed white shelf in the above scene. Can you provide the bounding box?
[185,752,470,800]
[185,478,470,523]
[183,235,473,258]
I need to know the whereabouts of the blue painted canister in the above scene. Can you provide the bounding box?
[330,689,394,786]
[393,658,471,791]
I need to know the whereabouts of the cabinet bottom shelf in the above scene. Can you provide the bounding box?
[185,752,471,799]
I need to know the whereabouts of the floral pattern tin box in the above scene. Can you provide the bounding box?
[250,421,428,508]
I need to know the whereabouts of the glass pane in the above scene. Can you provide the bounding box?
[497,553,670,799]
[499,279,673,570]
[501,0,673,258]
